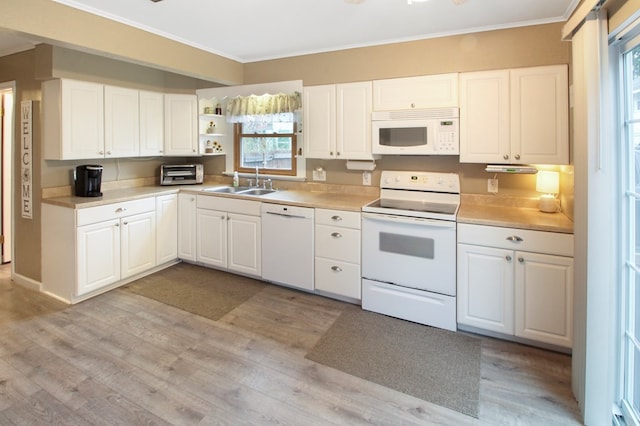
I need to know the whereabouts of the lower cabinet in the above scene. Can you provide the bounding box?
[195,195,261,277]
[457,223,574,349]
[42,197,164,303]
[156,194,178,264]
[177,192,197,261]
[314,208,362,301]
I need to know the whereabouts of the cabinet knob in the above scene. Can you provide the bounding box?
[331,215,342,221]
[514,154,521,160]
[506,235,523,242]
[192,148,196,152]
[99,150,104,155]
[331,232,342,238]
[503,154,509,160]
[115,223,120,227]
[506,255,512,261]
[411,103,415,108]
[518,257,524,263]
[330,151,334,156]
[336,152,341,156]
[123,221,128,226]
[331,266,342,272]
[106,150,112,155]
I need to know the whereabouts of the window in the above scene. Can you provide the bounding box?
[233,113,297,176]
[619,33,640,426]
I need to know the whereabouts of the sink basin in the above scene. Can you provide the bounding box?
[203,186,251,193]
[238,188,277,196]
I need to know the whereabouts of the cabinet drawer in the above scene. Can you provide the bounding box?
[197,195,261,216]
[457,223,573,257]
[315,258,361,300]
[315,224,360,263]
[315,208,360,229]
[77,197,155,226]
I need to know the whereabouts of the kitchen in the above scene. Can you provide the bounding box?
[0,0,632,424]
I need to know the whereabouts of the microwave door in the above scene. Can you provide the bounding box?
[372,120,434,155]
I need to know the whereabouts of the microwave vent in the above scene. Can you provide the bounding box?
[373,107,458,121]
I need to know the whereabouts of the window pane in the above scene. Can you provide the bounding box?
[634,345,640,416]
[239,136,293,170]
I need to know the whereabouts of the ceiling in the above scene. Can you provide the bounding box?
[3,0,578,63]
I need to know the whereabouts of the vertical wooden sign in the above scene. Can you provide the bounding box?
[21,100,32,219]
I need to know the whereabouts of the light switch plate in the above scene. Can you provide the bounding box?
[363,171,372,185]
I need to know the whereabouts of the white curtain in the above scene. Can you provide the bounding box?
[225,92,302,124]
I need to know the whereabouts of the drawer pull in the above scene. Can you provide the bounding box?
[331,215,342,221]
[115,207,127,214]
[518,257,524,263]
[506,255,512,262]
[506,235,523,242]
[331,266,342,272]
[331,232,342,238]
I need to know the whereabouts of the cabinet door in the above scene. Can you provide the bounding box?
[60,79,105,159]
[121,211,157,279]
[156,194,178,265]
[459,70,510,164]
[514,251,573,348]
[303,85,336,159]
[177,193,197,261]
[457,243,514,334]
[140,90,165,156]
[104,85,140,158]
[372,73,458,110]
[164,94,198,156]
[227,213,261,277]
[336,81,374,160]
[196,208,227,268]
[511,65,569,164]
[77,219,120,296]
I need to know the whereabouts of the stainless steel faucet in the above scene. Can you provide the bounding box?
[254,167,260,188]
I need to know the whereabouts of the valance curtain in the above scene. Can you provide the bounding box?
[225,92,302,124]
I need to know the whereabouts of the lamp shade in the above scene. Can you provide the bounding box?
[536,171,559,194]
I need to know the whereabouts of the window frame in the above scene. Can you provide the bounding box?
[233,121,298,177]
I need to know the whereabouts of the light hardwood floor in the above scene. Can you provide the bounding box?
[0,263,582,425]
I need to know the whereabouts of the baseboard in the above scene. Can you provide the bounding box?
[11,271,41,292]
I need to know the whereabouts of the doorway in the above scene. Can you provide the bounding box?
[0,82,14,265]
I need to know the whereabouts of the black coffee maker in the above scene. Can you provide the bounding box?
[75,165,103,197]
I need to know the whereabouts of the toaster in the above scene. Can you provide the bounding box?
[160,164,204,185]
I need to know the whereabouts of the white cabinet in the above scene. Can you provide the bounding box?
[42,197,158,303]
[156,194,178,264]
[457,223,574,348]
[43,79,105,160]
[196,195,262,277]
[104,85,140,158]
[177,192,197,262]
[372,73,459,111]
[459,65,569,164]
[164,94,199,156]
[314,209,361,301]
[139,90,165,156]
[303,82,376,160]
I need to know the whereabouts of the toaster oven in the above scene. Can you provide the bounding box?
[160,164,204,185]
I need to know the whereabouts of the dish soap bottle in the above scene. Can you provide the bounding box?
[233,171,239,187]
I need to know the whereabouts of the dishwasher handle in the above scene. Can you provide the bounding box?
[264,211,308,219]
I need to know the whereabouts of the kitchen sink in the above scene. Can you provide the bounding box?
[239,188,277,196]
[203,186,251,193]
[203,186,277,196]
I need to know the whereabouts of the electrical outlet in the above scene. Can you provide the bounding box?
[312,168,326,181]
[363,171,372,186]
[488,178,498,193]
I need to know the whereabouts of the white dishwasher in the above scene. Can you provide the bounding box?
[261,203,315,291]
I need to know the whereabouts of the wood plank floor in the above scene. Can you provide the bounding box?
[0,263,583,425]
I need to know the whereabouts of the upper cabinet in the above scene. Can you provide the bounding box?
[304,81,376,160]
[104,85,140,158]
[459,65,569,164]
[44,79,105,160]
[164,94,199,156]
[139,90,165,156]
[372,73,459,111]
[43,79,170,160]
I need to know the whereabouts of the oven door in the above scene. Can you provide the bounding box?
[361,212,456,296]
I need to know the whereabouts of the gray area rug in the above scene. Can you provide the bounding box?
[306,307,481,418]
[122,263,266,321]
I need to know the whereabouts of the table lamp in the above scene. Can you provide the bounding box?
[536,170,559,213]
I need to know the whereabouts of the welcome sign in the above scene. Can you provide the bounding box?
[21,100,32,219]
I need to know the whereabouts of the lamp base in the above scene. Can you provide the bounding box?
[539,194,557,213]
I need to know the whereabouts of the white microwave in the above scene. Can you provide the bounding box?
[371,107,459,155]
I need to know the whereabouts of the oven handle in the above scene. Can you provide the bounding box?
[362,212,456,229]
